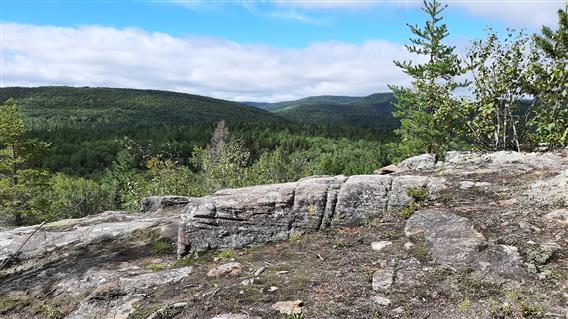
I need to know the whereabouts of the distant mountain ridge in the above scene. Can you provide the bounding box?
[244,92,397,127]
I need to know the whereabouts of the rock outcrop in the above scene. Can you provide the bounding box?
[177,174,446,256]
[1,150,567,319]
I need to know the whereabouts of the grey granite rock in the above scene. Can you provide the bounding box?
[178,174,446,256]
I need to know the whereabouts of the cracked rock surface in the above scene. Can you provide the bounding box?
[1,150,567,319]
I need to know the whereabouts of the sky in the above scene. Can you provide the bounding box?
[1,0,566,102]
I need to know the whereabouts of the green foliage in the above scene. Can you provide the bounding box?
[459,29,531,151]
[405,186,429,202]
[527,5,568,148]
[0,99,52,224]
[254,93,398,128]
[390,0,467,159]
[399,201,417,219]
[215,249,235,260]
[152,240,172,255]
[43,173,111,220]
[192,123,251,192]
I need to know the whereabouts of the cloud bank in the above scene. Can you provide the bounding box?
[1,23,418,102]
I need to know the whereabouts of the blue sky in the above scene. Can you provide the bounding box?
[1,1,565,101]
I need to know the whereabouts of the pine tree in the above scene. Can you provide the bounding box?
[0,99,50,225]
[390,0,466,159]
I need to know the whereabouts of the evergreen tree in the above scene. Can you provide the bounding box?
[390,0,466,159]
[0,99,50,225]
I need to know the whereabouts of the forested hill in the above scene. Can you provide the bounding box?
[0,87,396,177]
[245,92,397,127]
[0,86,284,126]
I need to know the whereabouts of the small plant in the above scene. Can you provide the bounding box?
[406,186,429,202]
[152,240,171,254]
[289,233,302,241]
[0,296,18,314]
[148,263,166,271]
[216,249,235,260]
[285,314,305,319]
[332,238,347,249]
[399,201,417,219]
[458,295,471,313]
[359,266,375,283]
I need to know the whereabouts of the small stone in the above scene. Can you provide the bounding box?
[211,314,262,319]
[253,266,266,276]
[403,242,414,250]
[276,271,289,275]
[372,296,392,306]
[271,300,303,314]
[372,267,394,291]
[545,209,568,224]
[374,164,399,175]
[371,241,392,252]
[393,306,405,314]
[240,278,257,286]
[207,262,242,277]
[269,286,278,292]
[459,181,476,189]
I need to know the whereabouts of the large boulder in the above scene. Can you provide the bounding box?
[398,153,437,171]
[178,174,446,256]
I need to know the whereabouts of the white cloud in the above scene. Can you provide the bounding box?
[455,0,565,29]
[1,23,418,102]
[274,0,564,28]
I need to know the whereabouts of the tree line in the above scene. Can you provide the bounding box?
[0,0,566,225]
[392,0,567,160]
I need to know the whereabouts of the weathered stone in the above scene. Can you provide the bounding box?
[545,209,568,224]
[178,174,446,256]
[372,266,394,290]
[272,300,304,314]
[371,241,392,252]
[398,153,437,171]
[526,170,568,207]
[0,211,178,268]
[140,195,192,215]
[374,164,399,175]
[66,294,145,319]
[212,314,262,319]
[372,295,392,306]
[207,262,242,277]
[405,209,526,279]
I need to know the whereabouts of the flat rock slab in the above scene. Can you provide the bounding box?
[63,266,193,319]
[212,314,262,319]
[0,211,178,268]
[178,174,446,255]
[405,209,526,279]
[207,262,242,277]
[545,209,568,224]
[272,300,304,314]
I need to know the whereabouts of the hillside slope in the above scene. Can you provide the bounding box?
[0,87,284,126]
[247,92,397,127]
[0,87,288,175]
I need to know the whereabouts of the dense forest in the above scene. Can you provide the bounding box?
[0,87,397,225]
[0,1,566,226]
[246,92,398,127]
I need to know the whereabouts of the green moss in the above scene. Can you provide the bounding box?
[148,263,166,271]
[399,201,417,219]
[289,233,302,241]
[152,240,172,255]
[215,249,235,260]
[0,297,18,314]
